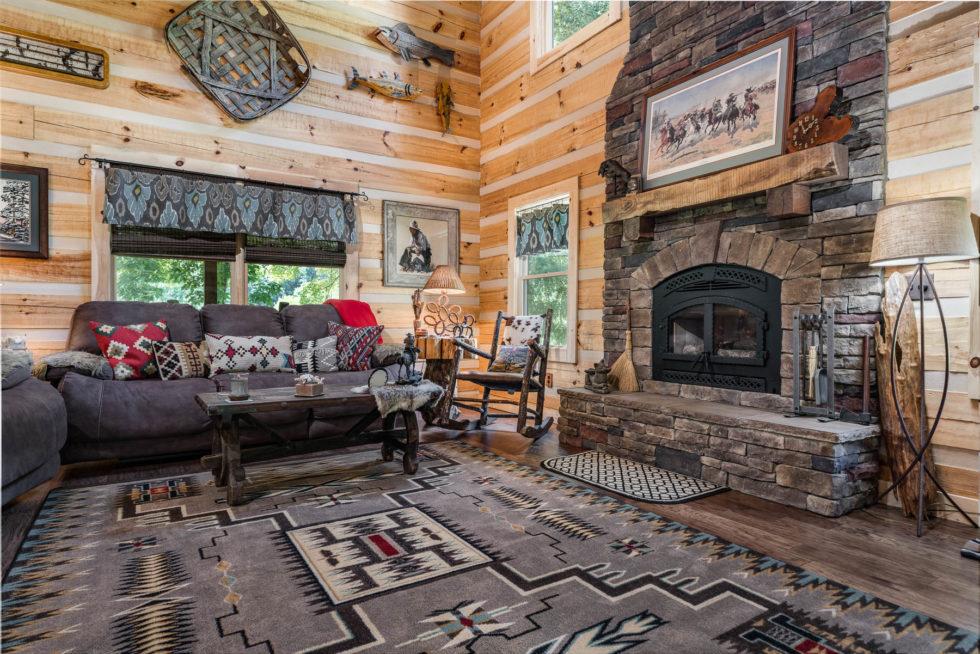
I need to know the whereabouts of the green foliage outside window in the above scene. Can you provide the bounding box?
[551,0,610,46]
[523,250,569,347]
[114,256,341,309]
[248,264,341,308]
[114,257,230,308]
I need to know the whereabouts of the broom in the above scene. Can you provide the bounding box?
[609,296,639,392]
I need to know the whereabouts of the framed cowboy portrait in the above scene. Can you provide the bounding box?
[640,28,795,190]
[383,200,459,288]
[0,163,48,259]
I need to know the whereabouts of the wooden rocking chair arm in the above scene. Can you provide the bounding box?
[454,338,492,360]
[527,339,547,361]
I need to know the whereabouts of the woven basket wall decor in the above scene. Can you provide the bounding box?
[165,0,310,121]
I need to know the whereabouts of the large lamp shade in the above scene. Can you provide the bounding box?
[870,197,979,267]
[423,264,465,295]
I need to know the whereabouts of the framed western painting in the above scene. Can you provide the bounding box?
[383,200,459,288]
[0,163,48,259]
[640,28,795,190]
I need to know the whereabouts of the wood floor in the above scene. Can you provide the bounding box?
[3,421,978,632]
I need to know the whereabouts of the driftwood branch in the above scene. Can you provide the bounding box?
[874,272,936,517]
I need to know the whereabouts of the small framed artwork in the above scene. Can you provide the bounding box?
[0,163,48,259]
[640,28,795,190]
[383,200,459,288]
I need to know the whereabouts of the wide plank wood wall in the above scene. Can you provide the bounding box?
[478,1,629,410]
[0,0,481,356]
[882,1,979,523]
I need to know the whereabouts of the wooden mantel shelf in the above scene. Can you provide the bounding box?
[603,142,849,223]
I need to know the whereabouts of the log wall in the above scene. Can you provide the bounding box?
[478,1,629,409]
[0,0,481,355]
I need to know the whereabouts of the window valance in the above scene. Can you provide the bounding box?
[103,166,358,243]
[515,198,569,256]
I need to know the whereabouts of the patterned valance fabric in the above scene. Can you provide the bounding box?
[516,198,569,256]
[103,166,358,243]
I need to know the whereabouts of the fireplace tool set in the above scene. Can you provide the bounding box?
[788,310,837,420]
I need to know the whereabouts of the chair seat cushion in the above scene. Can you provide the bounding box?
[456,370,541,389]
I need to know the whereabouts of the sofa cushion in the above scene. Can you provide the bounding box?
[202,304,283,336]
[205,334,294,375]
[60,372,215,442]
[327,322,383,371]
[90,320,170,380]
[325,299,383,343]
[281,303,341,341]
[292,336,338,374]
[155,341,208,380]
[2,377,67,489]
[67,301,201,354]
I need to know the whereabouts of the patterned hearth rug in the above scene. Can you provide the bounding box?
[541,450,728,504]
[3,442,975,654]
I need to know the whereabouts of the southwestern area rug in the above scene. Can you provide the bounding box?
[541,450,727,504]
[3,441,976,654]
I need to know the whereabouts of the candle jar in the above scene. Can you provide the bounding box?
[228,373,250,401]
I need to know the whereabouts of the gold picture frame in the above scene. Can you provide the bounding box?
[0,25,109,89]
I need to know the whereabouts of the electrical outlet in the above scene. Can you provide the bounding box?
[545,373,553,388]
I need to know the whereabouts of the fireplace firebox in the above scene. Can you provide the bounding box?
[652,264,781,393]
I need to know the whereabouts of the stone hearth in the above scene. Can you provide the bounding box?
[558,384,879,517]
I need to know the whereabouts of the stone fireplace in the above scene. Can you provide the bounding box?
[558,2,888,517]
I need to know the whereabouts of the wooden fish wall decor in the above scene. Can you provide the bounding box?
[346,67,422,101]
[375,23,455,67]
[436,81,454,134]
[786,85,853,152]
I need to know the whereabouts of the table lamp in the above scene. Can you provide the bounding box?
[414,265,471,337]
[869,197,979,536]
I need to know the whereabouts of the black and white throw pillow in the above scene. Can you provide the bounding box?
[291,336,339,374]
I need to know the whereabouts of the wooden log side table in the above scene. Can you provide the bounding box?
[195,386,420,506]
[417,335,476,426]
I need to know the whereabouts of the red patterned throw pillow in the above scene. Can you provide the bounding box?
[326,322,384,371]
[89,320,170,380]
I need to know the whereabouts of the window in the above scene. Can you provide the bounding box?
[112,227,346,308]
[115,257,231,308]
[247,265,341,308]
[508,178,578,364]
[530,1,623,73]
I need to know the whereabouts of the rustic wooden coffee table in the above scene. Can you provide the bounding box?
[195,386,420,505]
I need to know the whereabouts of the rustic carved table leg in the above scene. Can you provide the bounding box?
[402,410,420,475]
[225,416,245,506]
[210,419,225,485]
[381,413,397,462]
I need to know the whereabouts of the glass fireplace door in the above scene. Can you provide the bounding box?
[652,263,781,393]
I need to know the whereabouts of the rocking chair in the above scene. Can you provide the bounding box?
[446,309,554,439]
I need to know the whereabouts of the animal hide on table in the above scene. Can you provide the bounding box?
[370,380,443,417]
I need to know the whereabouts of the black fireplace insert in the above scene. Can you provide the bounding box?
[652,263,781,393]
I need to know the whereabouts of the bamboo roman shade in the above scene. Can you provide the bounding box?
[110,226,236,260]
[109,228,347,268]
[515,197,570,256]
[103,165,358,243]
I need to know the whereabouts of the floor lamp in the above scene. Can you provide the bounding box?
[869,197,979,536]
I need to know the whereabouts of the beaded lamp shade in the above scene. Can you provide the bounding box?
[870,197,979,267]
[423,265,465,295]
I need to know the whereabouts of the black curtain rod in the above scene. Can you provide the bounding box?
[78,154,369,201]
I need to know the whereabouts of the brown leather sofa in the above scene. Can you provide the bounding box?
[54,301,395,462]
